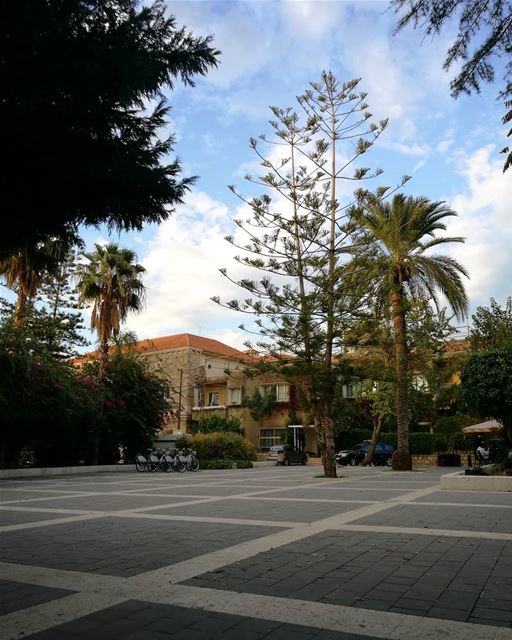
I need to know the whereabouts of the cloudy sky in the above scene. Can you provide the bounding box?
[79,0,511,351]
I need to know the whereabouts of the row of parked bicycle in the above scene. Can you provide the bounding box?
[135,448,199,472]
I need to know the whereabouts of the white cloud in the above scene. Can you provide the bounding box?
[212,328,248,351]
[437,128,455,153]
[444,145,512,310]
[124,190,249,340]
[383,142,431,156]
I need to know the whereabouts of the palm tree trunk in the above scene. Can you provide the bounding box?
[391,290,412,471]
[14,290,28,331]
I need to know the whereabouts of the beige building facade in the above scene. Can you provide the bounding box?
[136,333,317,452]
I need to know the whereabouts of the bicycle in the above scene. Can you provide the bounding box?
[161,449,186,473]
[180,448,199,472]
[135,450,159,472]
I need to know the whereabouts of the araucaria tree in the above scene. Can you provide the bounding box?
[215,71,406,477]
[76,244,146,370]
[1,0,219,258]
[352,194,468,470]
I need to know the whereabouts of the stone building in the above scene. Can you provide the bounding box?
[134,333,316,452]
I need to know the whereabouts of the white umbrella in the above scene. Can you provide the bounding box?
[462,420,503,434]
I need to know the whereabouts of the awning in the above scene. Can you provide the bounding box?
[462,420,503,435]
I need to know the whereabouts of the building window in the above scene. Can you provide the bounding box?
[259,384,290,402]
[342,384,354,398]
[228,388,241,405]
[193,386,202,407]
[259,428,285,449]
[207,392,220,407]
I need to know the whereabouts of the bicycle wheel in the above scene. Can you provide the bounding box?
[175,459,186,473]
[189,456,199,472]
[135,459,146,472]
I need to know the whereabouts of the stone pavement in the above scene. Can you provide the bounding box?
[1,465,511,640]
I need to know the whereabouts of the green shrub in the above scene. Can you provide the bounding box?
[409,433,437,455]
[190,432,257,462]
[379,433,397,446]
[378,431,472,454]
[199,459,253,470]
[200,458,235,470]
[235,459,253,469]
[175,435,191,449]
[192,415,241,434]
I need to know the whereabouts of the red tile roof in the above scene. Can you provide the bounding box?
[73,333,250,363]
[136,333,248,358]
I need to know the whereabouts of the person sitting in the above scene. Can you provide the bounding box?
[476,443,490,465]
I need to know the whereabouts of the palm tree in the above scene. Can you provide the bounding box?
[76,243,146,370]
[354,194,468,470]
[0,240,72,330]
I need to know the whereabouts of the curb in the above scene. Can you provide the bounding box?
[0,464,135,480]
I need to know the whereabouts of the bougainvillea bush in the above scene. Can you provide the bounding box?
[0,319,171,467]
[80,351,172,463]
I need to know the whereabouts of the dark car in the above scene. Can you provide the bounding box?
[336,441,395,467]
[267,444,308,466]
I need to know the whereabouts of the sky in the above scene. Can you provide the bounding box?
[77,0,512,351]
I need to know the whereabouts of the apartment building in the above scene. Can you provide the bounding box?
[135,333,315,452]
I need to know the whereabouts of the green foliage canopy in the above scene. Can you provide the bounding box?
[461,347,512,444]
[1,0,219,257]
[470,297,512,351]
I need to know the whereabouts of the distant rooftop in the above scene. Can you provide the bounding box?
[136,333,248,359]
[74,333,249,363]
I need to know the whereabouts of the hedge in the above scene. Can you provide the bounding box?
[186,432,257,463]
[379,432,472,454]
[200,459,254,470]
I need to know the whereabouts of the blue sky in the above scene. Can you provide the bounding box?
[77,0,511,350]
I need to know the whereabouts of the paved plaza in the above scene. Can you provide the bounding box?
[1,465,511,640]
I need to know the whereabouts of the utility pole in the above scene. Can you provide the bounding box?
[177,369,183,431]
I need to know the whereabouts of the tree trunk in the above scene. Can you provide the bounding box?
[317,413,337,477]
[14,291,28,331]
[363,413,384,466]
[99,339,109,375]
[391,289,412,471]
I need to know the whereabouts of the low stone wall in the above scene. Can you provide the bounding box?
[413,450,473,468]
[441,468,512,491]
[0,464,134,480]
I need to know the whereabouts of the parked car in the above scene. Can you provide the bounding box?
[336,441,395,466]
[267,444,308,466]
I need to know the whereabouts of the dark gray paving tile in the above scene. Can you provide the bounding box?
[0,579,74,615]
[351,503,512,533]
[150,498,359,523]
[17,494,195,512]
[0,517,281,577]
[413,491,512,506]
[184,530,512,628]
[0,509,73,526]
[0,490,81,502]
[265,488,409,501]
[26,600,386,640]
